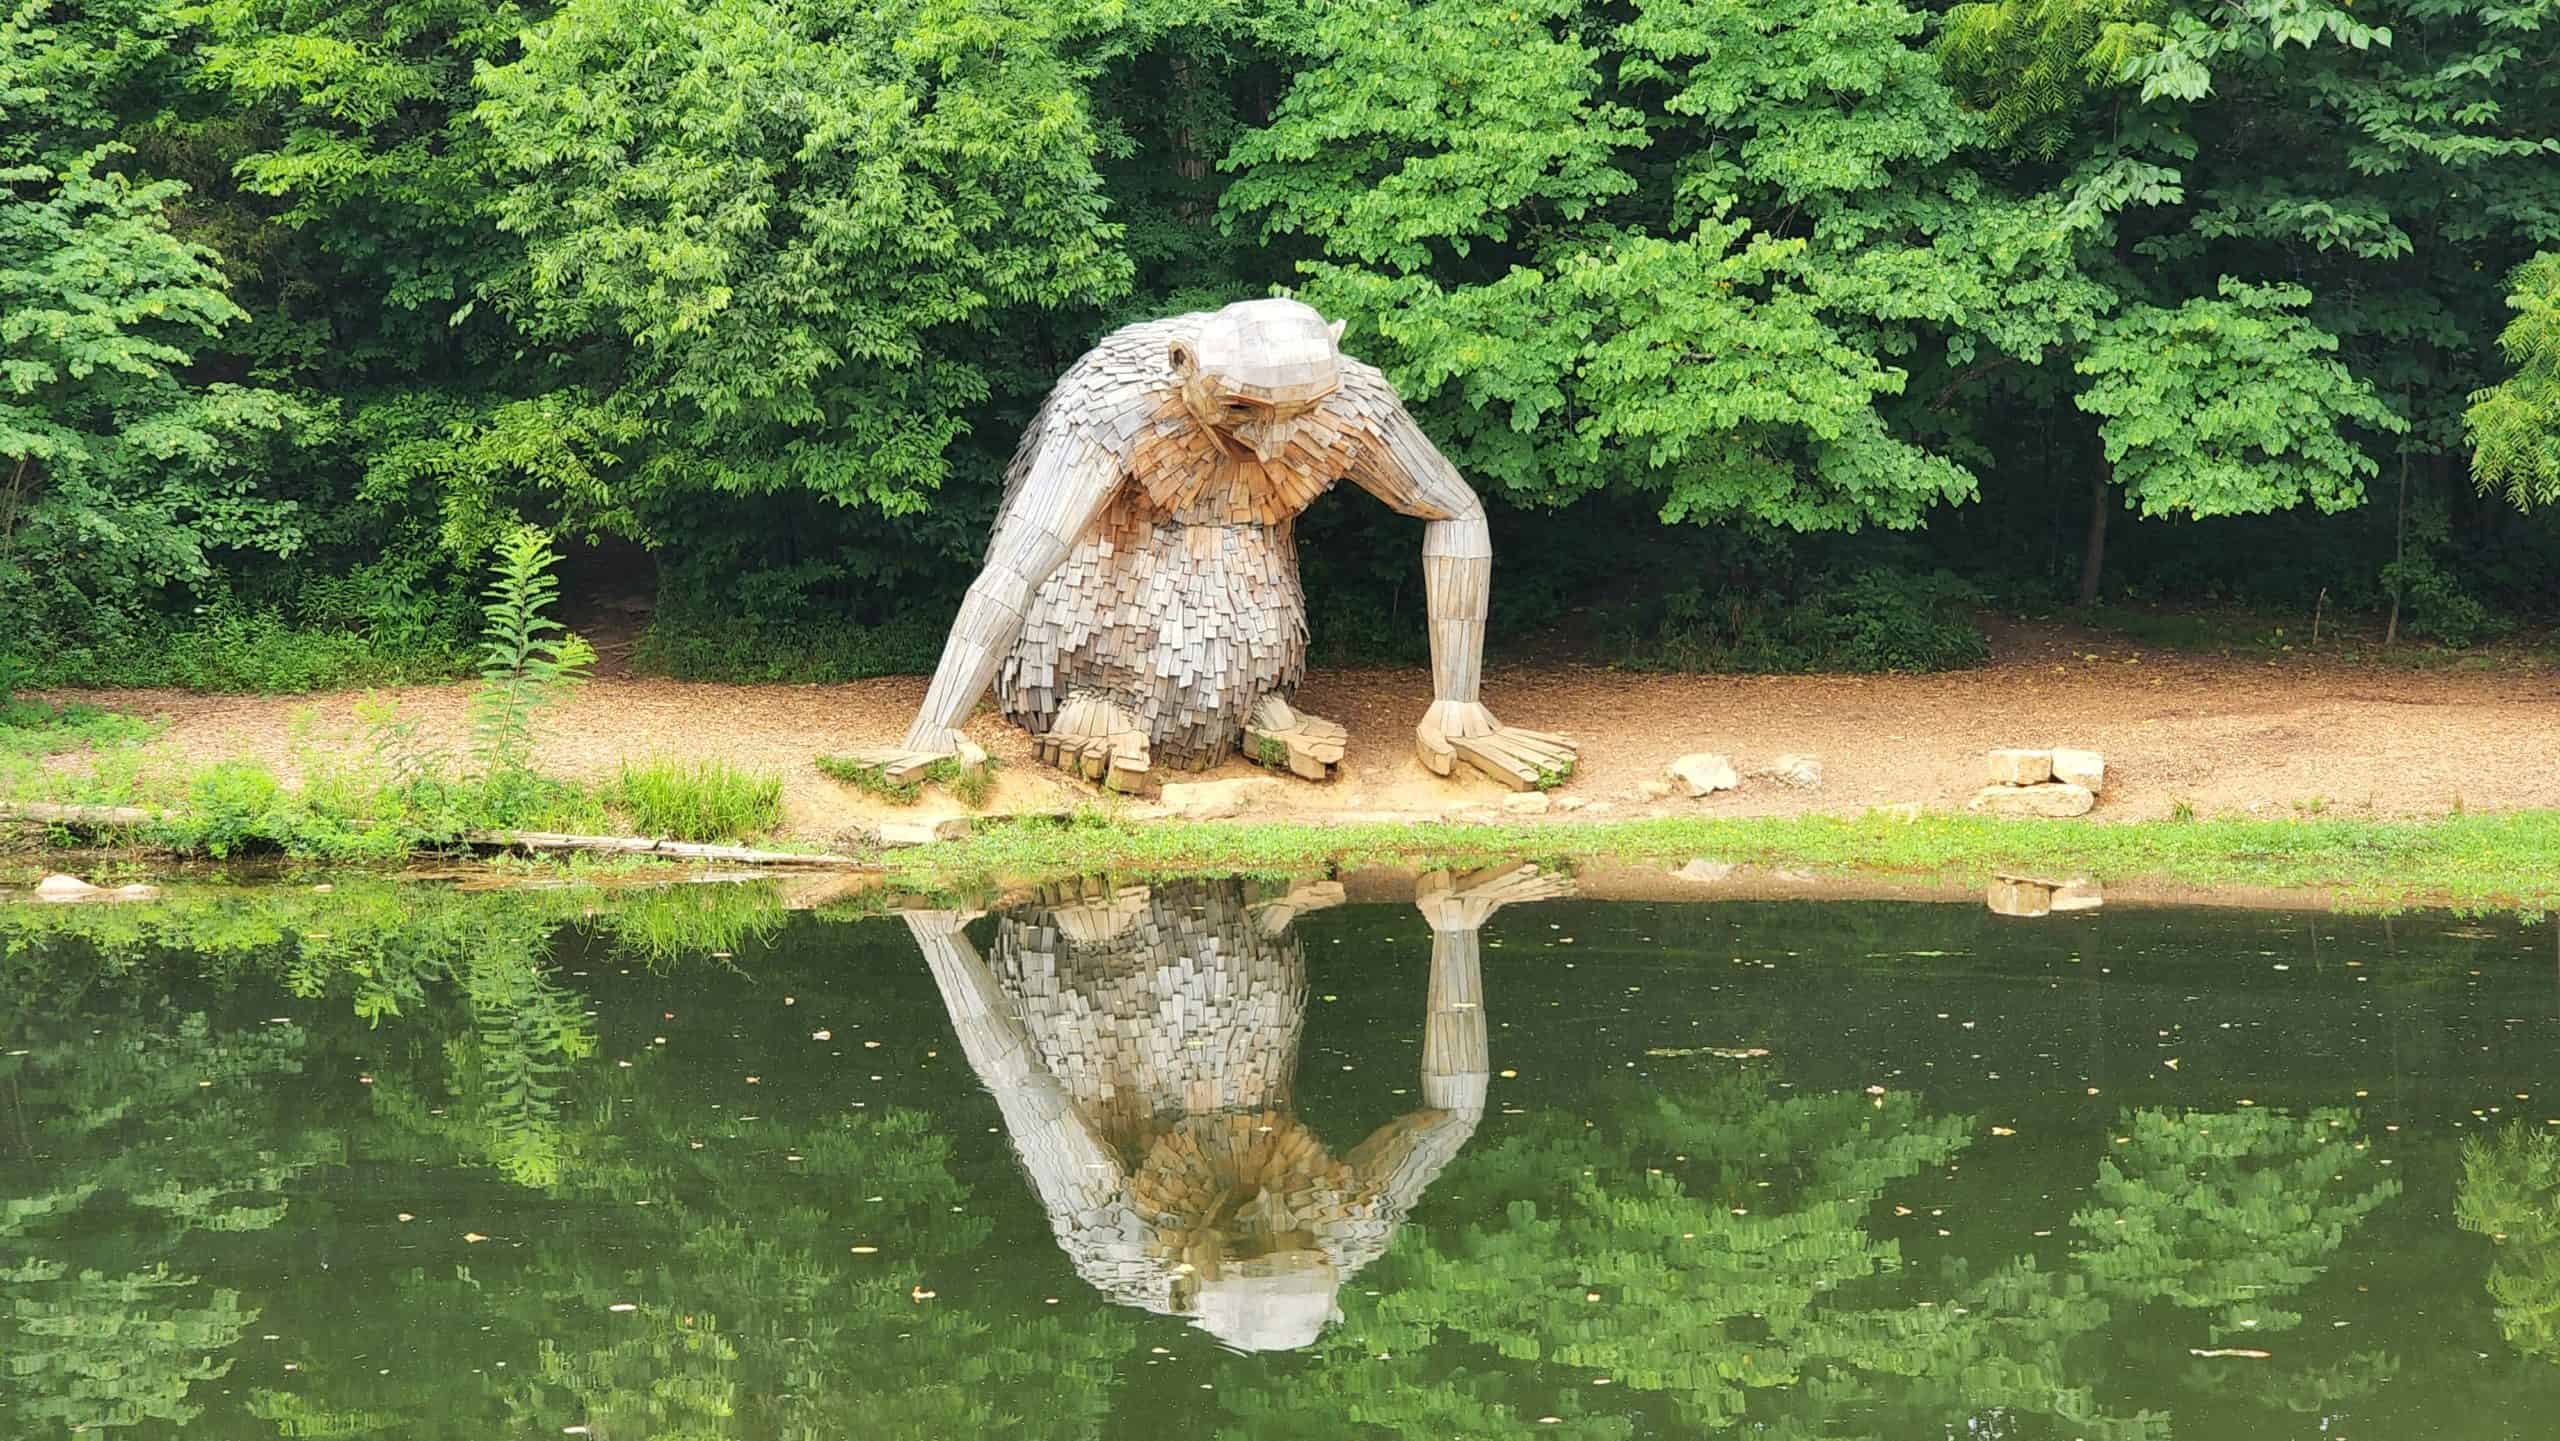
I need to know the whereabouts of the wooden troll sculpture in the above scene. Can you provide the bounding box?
[902,864,1567,1351]
[854,298,1577,794]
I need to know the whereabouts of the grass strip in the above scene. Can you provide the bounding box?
[871,810,2560,912]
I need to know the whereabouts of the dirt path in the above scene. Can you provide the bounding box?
[42,626,2559,843]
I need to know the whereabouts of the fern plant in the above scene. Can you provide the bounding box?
[470,525,594,820]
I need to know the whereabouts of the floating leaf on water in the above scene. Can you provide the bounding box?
[464,1232,490,1243]
[812,1029,832,1040]
[1990,1126,2017,1136]
[851,1245,879,1254]
[2189,1348,2271,1359]
[396,1213,415,1222]
[608,1303,637,1313]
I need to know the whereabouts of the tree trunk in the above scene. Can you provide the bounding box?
[2384,440,2409,646]
[2076,474,2111,608]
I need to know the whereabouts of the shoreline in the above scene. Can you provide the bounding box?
[13,808,2560,914]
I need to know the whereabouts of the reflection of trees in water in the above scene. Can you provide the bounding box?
[4,884,1136,1438]
[0,988,326,1432]
[2459,1124,2560,1362]
[2075,1106,2399,1339]
[0,884,2466,1437]
[1212,1087,2402,1440]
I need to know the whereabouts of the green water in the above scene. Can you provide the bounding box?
[6,875,2560,1438]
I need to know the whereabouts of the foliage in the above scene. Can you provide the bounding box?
[5,0,2560,678]
[616,758,784,842]
[2468,253,2560,511]
[14,607,461,692]
[470,524,593,814]
[2459,1124,2560,1363]
[0,696,152,757]
[631,611,945,685]
[2074,1106,2398,1339]
[1620,567,1989,673]
[816,752,996,810]
[471,0,1131,546]
[2076,281,2405,520]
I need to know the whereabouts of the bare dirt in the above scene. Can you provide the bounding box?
[42,619,2559,844]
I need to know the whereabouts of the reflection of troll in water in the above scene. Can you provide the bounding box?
[904,866,1565,1352]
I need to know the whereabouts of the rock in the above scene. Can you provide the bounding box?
[1639,780,1675,801]
[1666,752,1740,798]
[1670,859,1735,884]
[1766,753,1822,789]
[1553,794,1588,812]
[876,816,973,847]
[1578,800,1615,815]
[1986,877,2054,917]
[1986,748,2053,786]
[2051,747,2106,793]
[1502,791,1552,815]
[31,874,157,904]
[1159,777,1273,820]
[2050,878,2105,912]
[1969,782,2095,818]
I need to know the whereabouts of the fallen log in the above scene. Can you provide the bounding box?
[0,801,162,828]
[464,830,876,869]
[2,803,875,869]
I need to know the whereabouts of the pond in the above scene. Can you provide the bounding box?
[6,867,2559,1438]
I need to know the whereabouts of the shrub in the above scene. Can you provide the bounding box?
[1618,568,1989,674]
[616,759,784,841]
[632,612,943,682]
[12,608,462,692]
[471,526,595,819]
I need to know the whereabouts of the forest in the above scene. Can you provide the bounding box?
[5,0,2559,689]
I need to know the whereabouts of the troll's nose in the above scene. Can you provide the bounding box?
[1248,417,1299,463]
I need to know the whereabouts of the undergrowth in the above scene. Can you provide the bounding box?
[815,753,995,809]
[0,696,155,756]
[1616,568,1990,674]
[12,608,465,692]
[633,611,943,683]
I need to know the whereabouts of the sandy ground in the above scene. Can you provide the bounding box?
[36,619,2558,845]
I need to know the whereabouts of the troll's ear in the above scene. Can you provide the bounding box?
[1327,318,1347,344]
[1167,341,1197,380]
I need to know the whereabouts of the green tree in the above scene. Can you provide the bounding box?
[2467,253,2560,511]
[2071,279,2406,600]
[0,0,313,648]
[471,0,1133,582]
